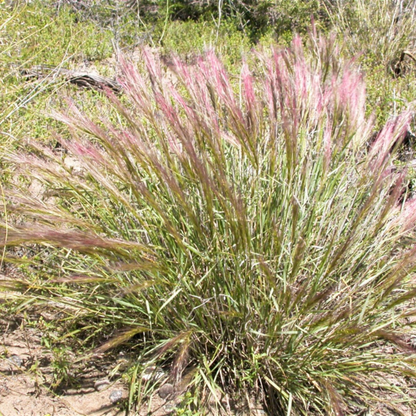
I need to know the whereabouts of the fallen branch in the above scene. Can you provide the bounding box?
[19,65,122,94]
[389,50,416,78]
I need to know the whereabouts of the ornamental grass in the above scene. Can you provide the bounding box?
[2,31,416,414]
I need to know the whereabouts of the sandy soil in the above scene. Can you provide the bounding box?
[0,312,127,416]
[0,310,180,416]
[0,306,268,416]
[2,310,416,416]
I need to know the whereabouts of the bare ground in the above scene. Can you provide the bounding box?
[2,307,416,416]
[0,303,181,416]
[0,310,128,416]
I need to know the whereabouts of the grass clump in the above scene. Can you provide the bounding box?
[2,30,416,414]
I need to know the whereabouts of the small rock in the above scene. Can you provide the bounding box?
[142,366,165,381]
[9,355,23,367]
[158,383,174,399]
[0,384,10,397]
[109,389,123,404]
[164,403,177,412]
[94,378,110,391]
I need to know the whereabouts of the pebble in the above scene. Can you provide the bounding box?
[158,383,174,399]
[163,403,177,412]
[109,389,123,404]
[9,355,23,368]
[94,378,110,391]
[142,366,165,381]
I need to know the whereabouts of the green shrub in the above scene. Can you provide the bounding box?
[3,31,416,414]
[157,19,251,67]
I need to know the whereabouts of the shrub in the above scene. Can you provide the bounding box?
[158,19,251,67]
[152,0,325,42]
[2,31,416,414]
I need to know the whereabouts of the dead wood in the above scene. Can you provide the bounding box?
[389,50,416,78]
[19,65,122,94]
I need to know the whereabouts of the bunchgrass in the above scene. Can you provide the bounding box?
[3,28,416,414]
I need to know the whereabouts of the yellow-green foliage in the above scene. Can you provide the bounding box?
[0,1,114,148]
[157,19,251,67]
[1,2,113,66]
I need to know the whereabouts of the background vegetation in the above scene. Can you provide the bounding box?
[2,0,416,415]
